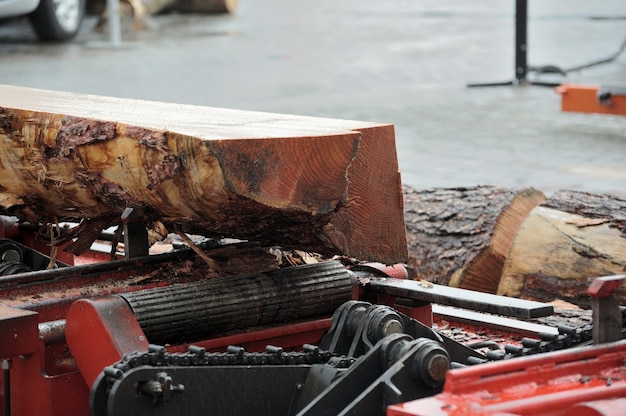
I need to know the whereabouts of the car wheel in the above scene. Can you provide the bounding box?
[28,0,86,41]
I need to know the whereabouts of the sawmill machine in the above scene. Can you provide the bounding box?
[1,85,626,415]
[0,223,625,416]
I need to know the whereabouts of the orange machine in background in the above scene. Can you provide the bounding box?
[556,84,626,116]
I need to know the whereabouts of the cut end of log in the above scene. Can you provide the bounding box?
[404,185,545,292]
[454,187,546,293]
[498,199,626,308]
[0,84,407,264]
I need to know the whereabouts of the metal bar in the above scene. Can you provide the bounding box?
[432,305,558,337]
[122,208,149,259]
[467,0,562,88]
[2,359,10,416]
[0,249,193,293]
[364,278,554,319]
[514,0,528,83]
[588,275,626,344]
[38,320,66,346]
[107,0,122,47]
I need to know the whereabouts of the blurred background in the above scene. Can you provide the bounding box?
[1,0,625,196]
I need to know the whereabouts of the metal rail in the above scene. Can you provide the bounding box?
[364,277,554,319]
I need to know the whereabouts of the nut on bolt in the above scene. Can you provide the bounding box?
[412,340,450,388]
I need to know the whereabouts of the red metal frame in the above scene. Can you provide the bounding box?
[2,233,626,416]
[2,299,335,416]
[388,339,626,416]
[65,297,150,387]
[0,304,39,359]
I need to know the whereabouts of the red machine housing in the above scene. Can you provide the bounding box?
[1,225,625,416]
[389,339,626,416]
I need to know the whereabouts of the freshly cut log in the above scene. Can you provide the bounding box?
[498,190,626,308]
[403,185,545,293]
[0,85,407,263]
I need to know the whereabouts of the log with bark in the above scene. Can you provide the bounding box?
[0,84,407,264]
[498,190,626,308]
[403,185,546,293]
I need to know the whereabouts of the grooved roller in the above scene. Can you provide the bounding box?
[119,260,353,344]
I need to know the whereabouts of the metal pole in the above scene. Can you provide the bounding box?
[2,359,11,416]
[107,0,122,47]
[514,0,528,83]
[588,275,626,344]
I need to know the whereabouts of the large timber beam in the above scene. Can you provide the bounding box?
[0,84,407,263]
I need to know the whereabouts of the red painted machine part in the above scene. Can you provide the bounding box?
[387,339,626,416]
[2,313,334,416]
[7,356,89,416]
[65,297,150,388]
[0,304,39,358]
[564,398,626,416]
[588,275,626,298]
[168,318,333,354]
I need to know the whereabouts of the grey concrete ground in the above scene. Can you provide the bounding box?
[1,0,625,196]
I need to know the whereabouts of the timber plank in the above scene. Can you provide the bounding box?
[0,85,407,263]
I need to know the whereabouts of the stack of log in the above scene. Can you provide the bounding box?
[404,185,626,308]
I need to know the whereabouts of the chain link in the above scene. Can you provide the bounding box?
[467,322,595,364]
[103,343,355,384]
[103,319,600,381]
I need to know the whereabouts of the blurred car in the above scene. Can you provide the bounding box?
[0,0,85,41]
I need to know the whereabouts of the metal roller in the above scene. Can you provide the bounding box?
[120,260,354,345]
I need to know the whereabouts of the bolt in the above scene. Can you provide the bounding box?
[382,319,403,336]
[104,366,123,379]
[426,354,449,383]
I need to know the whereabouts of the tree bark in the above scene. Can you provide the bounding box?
[403,185,545,293]
[498,191,626,308]
[0,85,407,263]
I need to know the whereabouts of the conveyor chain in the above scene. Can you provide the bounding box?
[102,343,353,382]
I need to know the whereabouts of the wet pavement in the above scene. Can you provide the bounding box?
[1,0,625,196]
